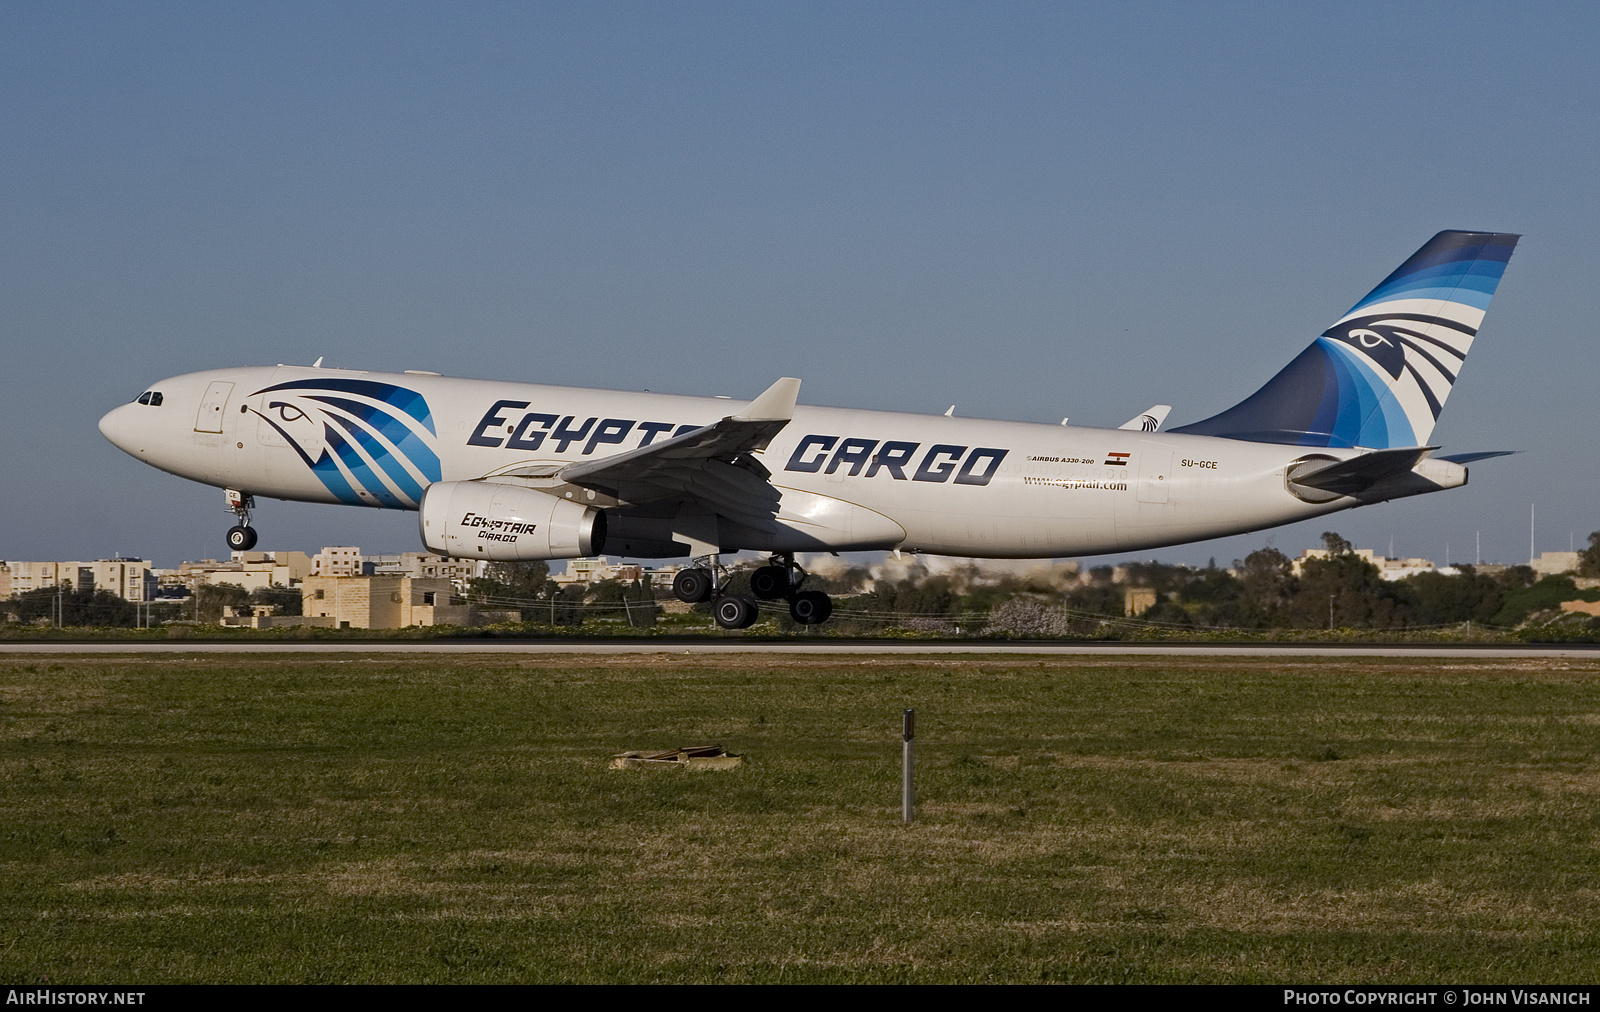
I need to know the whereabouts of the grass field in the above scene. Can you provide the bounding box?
[4,651,1600,983]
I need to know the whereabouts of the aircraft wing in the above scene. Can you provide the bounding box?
[549,377,801,527]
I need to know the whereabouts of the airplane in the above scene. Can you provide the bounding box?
[98,229,1518,628]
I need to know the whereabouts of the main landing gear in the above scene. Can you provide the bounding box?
[672,553,832,629]
[224,489,258,552]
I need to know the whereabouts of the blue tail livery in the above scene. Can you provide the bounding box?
[1171,230,1519,449]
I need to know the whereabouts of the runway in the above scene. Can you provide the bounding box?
[2,640,1596,658]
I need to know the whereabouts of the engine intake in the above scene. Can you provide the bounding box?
[420,481,606,560]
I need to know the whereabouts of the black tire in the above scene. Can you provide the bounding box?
[673,567,714,603]
[749,565,790,600]
[714,595,759,629]
[227,525,257,551]
[789,590,832,625]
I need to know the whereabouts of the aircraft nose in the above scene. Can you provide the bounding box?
[99,402,143,455]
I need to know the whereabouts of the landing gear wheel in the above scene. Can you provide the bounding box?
[224,490,257,552]
[789,590,832,625]
[749,565,791,600]
[673,567,714,603]
[714,595,760,629]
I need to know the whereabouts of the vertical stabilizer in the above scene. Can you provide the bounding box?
[1171,231,1519,448]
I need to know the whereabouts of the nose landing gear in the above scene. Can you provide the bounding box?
[225,489,258,552]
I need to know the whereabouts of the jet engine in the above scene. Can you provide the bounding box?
[419,480,606,561]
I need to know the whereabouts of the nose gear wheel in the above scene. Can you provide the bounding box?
[223,489,257,552]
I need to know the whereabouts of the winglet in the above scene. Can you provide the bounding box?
[734,377,801,421]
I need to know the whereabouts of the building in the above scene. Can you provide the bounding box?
[2,559,157,601]
[643,566,681,590]
[553,557,619,586]
[1292,547,1437,581]
[312,547,368,578]
[367,552,482,588]
[176,551,312,593]
[553,557,676,589]
[1124,587,1157,616]
[1532,552,1581,576]
[299,574,515,629]
[1375,556,1439,581]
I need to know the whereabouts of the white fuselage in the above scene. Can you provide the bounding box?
[99,364,1391,559]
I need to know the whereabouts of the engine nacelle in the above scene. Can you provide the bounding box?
[419,480,606,561]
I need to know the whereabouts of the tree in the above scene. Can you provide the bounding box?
[1403,569,1503,625]
[1320,531,1355,556]
[484,560,553,599]
[467,560,554,620]
[588,578,658,626]
[1122,561,1193,598]
[1579,531,1600,578]
[1237,548,1296,626]
[16,586,137,626]
[859,573,960,622]
[1290,535,1410,629]
[250,583,302,616]
[1492,575,1596,627]
[548,584,587,626]
[195,583,249,624]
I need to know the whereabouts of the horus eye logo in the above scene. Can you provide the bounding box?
[1321,316,1411,379]
[257,399,325,460]
[1320,310,1478,424]
[1346,329,1393,350]
[247,379,442,508]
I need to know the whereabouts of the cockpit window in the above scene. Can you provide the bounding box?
[135,391,163,406]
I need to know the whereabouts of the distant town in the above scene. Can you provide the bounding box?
[4,535,1599,635]
[0,549,676,630]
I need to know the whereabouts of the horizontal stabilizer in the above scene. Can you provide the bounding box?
[1288,446,1435,497]
[1436,450,1516,464]
[1118,404,1172,432]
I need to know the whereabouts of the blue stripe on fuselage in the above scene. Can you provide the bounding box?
[308,395,442,483]
[324,426,405,508]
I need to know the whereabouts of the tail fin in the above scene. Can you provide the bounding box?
[1170,230,1519,448]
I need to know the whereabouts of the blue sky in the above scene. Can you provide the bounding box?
[3,2,1595,569]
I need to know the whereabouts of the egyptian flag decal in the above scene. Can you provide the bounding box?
[1105,451,1131,466]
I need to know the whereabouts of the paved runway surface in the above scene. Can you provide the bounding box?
[2,641,1596,658]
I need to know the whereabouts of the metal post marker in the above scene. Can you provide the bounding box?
[902,708,915,823]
